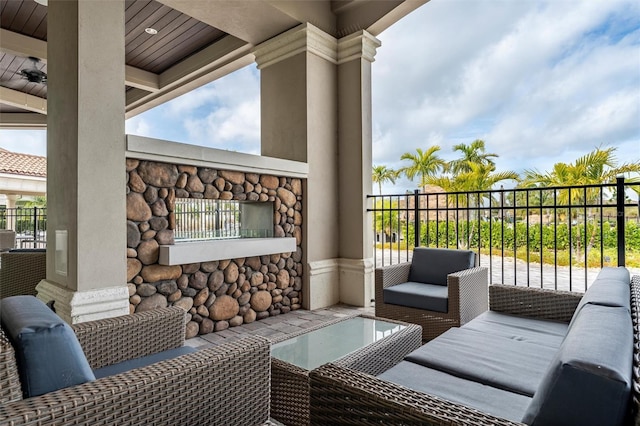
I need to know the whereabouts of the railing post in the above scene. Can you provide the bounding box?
[33,207,38,248]
[414,189,420,248]
[616,176,625,267]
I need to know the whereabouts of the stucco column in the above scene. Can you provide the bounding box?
[36,0,129,323]
[6,194,18,231]
[336,31,381,306]
[254,24,340,310]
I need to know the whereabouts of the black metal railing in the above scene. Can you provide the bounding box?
[174,198,241,241]
[0,207,47,248]
[369,177,640,292]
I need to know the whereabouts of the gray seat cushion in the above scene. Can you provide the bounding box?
[408,248,475,286]
[522,304,633,426]
[93,346,197,379]
[462,311,568,349]
[383,282,448,313]
[0,296,95,398]
[378,360,531,423]
[405,327,557,396]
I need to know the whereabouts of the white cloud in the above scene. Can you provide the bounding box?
[372,0,640,192]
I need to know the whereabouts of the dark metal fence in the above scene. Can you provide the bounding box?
[0,207,47,248]
[174,198,241,240]
[369,177,640,292]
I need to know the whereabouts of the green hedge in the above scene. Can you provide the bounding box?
[403,220,640,252]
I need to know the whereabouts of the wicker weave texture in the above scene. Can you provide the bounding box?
[0,328,22,405]
[73,306,186,369]
[270,315,421,426]
[489,284,582,323]
[0,251,46,299]
[309,363,524,426]
[0,309,271,426]
[375,262,488,341]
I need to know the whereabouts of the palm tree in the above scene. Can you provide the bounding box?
[520,146,640,257]
[399,146,446,188]
[372,165,398,195]
[426,163,518,248]
[448,139,498,175]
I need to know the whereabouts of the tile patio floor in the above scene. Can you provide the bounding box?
[184,303,375,350]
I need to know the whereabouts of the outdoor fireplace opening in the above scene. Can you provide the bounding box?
[174,198,274,241]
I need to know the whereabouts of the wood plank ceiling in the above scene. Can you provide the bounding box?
[0,0,226,102]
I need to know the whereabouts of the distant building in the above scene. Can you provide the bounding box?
[0,148,47,208]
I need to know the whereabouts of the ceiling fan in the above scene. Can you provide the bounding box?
[20,57,47,84]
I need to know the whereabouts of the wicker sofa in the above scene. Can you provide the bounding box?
[0,297,271,426]
[375,247,488,341]
[311,268,640,425]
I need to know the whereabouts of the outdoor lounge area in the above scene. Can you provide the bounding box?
[1,0,640,425]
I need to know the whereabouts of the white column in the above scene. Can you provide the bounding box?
[336,31,380,306]
[36,0,128,323]
[6,194,18,231]
[254,24,341,310]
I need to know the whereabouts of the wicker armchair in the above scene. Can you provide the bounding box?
[375,247,488,341]
[0,249,46,298]
[0,306,271,426]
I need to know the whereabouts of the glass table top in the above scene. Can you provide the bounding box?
[270,316,406,370]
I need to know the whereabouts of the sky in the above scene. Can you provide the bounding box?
[1,0,639,194]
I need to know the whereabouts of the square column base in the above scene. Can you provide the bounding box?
[305,258,374,310]
[36,280,129,324]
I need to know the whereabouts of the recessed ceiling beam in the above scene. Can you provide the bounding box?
[0,113,47,129]
[0,87,47,114]
[0,29,160,92]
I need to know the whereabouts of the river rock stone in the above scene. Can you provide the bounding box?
[214,321,229,332]
[229,316,243,327]
[175,173,187,189]
[291,178,302,195]
[250,272,264,286]
[137,239,159,265]
[186,175,204,193]
[214,177,225,191]
[126,159,139,171]
[151,199,169,217]
[204,184,220,199]
[127,221,141,248]
[127,258,142,281]
[276,269,290,289]
[193,288,209,306]
[199,318,214,334]
[243,309,257,323]
[129,171,146,193]
[237,292,251,306]
[224,262,239,283]
[219,191,233,200]
[208,270,224,291]
[157,280,178,296]
[127,193,152,221]
[245,256,262,271]
[201,261,218,272]
[173,297,194,312]
[168,289,182,302]
[182,263,200,274]
[138,161,178,187]
[155,229,174,245]
[127,283,137,296]
[141,229,156,240]
[219,170,244,185]
[136,283,157,297]
[185,321,199,339]
[250,291,272,312]
[209,295,239,320]
[182,287,197,297]
[149,217,168,231]
[198,168,216,184]
[141,265,182,282]
[260,175,279,189]
[136,293,167,312]
[189,271,207,290]
[178,165,197,175]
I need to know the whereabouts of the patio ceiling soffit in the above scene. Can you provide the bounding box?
[0,28,252,119]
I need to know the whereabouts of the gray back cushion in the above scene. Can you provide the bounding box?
[408,248,475,286]
[568,266,630,330]
[522,304,632,426]
[0,296,95,398]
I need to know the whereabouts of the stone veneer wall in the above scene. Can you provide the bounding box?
[125,159,303,338]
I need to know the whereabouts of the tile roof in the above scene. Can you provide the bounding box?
[0,148,47,177]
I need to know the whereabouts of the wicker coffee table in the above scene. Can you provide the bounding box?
[269,314,422,425]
